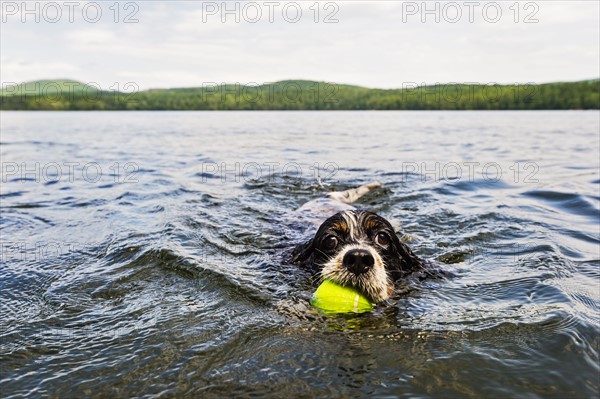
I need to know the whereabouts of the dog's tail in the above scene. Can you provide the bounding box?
[326,182,382,204]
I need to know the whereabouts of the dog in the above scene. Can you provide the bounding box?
[289,182,427,304]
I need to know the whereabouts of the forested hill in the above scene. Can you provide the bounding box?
[1,79,598,110]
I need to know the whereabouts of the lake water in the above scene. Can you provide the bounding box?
[1,111,598,398]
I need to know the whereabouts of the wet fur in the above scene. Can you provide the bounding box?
[290,183,426,303]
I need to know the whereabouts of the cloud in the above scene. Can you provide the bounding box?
[1,59,80,84]
[63,28,119,45]
[1,1,598,89]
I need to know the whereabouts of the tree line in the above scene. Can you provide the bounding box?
[1,79,598,110]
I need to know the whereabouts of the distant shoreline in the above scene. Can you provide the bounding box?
[2,109,598,112]
[1,79,598,110]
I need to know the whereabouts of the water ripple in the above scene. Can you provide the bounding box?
[1,111,598,399]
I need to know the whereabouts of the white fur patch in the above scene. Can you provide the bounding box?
[320,243,391,303]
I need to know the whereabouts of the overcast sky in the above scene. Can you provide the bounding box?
[1,1,599,90]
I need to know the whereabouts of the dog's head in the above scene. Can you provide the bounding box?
[292,210,424,303]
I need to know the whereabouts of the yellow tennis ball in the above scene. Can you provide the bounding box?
[310,279,374,314]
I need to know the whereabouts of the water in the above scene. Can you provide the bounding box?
[1,111,598,398]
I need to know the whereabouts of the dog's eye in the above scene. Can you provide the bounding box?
[322,236,339,251]
[375,232,391,247]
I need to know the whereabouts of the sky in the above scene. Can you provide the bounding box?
[1,1,599,90]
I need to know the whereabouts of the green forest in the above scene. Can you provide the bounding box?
[1,79,598,110]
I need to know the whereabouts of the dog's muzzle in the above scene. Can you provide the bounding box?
[343,249,375,275]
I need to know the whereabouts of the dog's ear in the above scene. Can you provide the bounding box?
[290,238,314,268]
[388,234,425,279]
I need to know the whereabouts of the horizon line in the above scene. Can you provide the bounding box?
[2,77,599,93]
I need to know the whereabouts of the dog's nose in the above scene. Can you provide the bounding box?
[343,249,374,275]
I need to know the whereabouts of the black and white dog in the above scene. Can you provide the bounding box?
[290,183,427,304]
